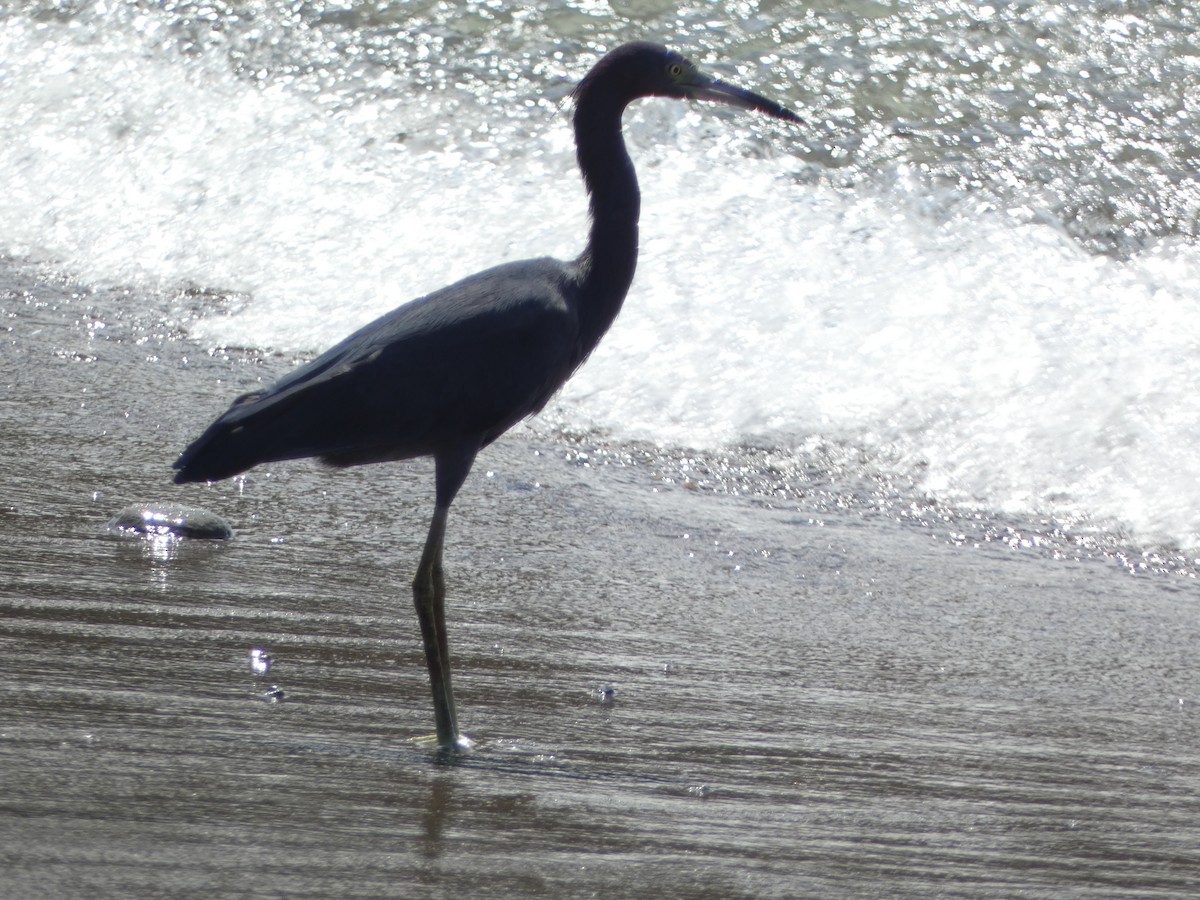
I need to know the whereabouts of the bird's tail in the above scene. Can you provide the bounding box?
[172,389,326,484]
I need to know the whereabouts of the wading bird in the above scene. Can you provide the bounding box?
[174,42,799,751]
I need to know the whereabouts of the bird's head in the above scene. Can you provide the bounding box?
[574,42,801,124]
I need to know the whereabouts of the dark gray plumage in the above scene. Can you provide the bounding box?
[174,42,799,751]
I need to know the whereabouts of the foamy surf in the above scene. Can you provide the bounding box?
[1,4,1196,552]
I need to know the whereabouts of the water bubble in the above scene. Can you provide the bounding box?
[249,647,272,676]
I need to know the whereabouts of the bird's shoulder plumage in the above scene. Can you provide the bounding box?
[283,256,584,407]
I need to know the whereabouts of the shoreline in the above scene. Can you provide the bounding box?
[3,262,1200,896]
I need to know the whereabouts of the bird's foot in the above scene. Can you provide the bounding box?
[409,732,475,755]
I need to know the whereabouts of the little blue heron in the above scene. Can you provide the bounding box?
[174,42,799,751]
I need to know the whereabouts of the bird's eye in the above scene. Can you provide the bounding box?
[668,62,685,80]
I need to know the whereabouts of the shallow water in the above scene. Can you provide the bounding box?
[4,265,1200,897]
[4,2,1200,894]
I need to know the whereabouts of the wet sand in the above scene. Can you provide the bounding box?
[3,265,1200,897]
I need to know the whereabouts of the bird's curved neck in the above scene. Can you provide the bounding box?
[572,89,640,349]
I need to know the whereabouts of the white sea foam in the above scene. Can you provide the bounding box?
[1,10,1196,550]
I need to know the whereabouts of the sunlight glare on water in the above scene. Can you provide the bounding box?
[4,5,1200,897]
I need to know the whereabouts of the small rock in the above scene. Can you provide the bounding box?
[107,504,233,540]
[591,684,616,703]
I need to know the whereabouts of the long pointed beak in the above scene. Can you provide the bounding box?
[687,75,802,124]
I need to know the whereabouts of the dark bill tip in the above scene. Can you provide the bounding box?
[689,76,802,124]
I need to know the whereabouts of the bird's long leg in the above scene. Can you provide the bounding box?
[414,505,457,746]
[413,446,477,750]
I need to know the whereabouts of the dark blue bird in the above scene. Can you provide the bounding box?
[174,42,799,751]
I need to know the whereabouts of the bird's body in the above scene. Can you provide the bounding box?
[175,257,588,481]
[174,42,799,751]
